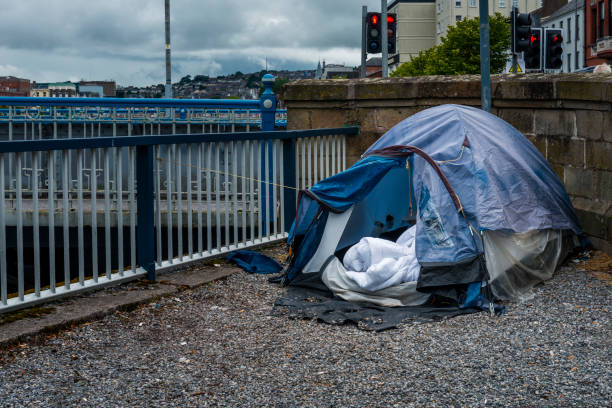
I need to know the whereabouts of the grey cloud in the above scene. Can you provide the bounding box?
[0,0,382,86]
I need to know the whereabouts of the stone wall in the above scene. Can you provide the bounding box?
[282,74,612,254]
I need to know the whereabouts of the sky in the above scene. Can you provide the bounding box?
[0,0,384,87]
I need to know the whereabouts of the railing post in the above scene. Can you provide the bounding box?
[282,138,297,231]
[136,145,155,280]
[259,75,277,235]
[259,74,276,132]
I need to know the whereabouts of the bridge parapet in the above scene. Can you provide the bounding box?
[282,74,612,254]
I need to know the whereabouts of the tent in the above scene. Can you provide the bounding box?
[280,104,582,309]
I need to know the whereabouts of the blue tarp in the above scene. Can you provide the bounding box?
[287,104,581,290]
[227,251,282,275]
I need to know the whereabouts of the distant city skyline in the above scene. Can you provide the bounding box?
[0,0,383,87]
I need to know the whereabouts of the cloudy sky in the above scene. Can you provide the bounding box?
[0,0,384,86]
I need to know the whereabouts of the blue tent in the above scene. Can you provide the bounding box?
[282,105,582,305]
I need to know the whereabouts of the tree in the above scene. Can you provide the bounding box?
[258,78,290,97]
[392,13,510,77]
[193,74,209,83]
[178,75,192,85]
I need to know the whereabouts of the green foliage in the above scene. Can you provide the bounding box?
[193,74,209,83]
[258,78,291,97]
[392,13,510,77]
[246,75,260,88]
[178,75,192,84]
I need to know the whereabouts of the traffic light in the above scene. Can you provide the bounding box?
[366,12,381,54]
[387,13,397,54]
[511,7,532,53]
[524,28,542,71]
[544,28,563,70]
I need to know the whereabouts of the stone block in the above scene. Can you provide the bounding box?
[534,110,575,137]
[416,76,482,99]
[525,134,547,156]
[355,79,419,100]
[556,79,608,101]
[571,197,610,239]
[282,80,350,102]
[498,109,534,134]
[586,141,612,171]
[575,110,603,140]
[375,108,420,132]
[287,109,312,130]
[597,170,612,202]
[603,112,612,143]
[355,108,379,133]
[549,163,565,182]
[547,137,584,167]
[495,78,555,100]
[309,108,350,129]
[564,167,594,198]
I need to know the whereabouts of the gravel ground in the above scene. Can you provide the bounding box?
[0,248,610,407]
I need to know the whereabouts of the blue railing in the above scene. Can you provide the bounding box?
[0,124,359,313]
[0,76,286,132]
[0,100,287,127]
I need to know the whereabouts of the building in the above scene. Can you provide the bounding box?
[78,84,104,97]
[388,0,542,70]
[0,76,30,96]
[30,83,50,97]
[585,0,612,66]
[318,62,359,79]
[388,0,437,70]
[436,0,542,43]
[48,82,77,97]
[542,0,586,71]
[365,57,383,77]
[79,81,116,97]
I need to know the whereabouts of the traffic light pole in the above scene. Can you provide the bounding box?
[381,0,388,78]
[479,0,491,112]
[361,5,367,79]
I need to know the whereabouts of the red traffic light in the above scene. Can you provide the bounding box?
[371,15,378,25]
[387,15,394,23]
[553,34,562,43]
[530,34,539,43]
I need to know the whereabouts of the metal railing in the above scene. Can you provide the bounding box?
[0,97,287,137]
[0,126,358,313]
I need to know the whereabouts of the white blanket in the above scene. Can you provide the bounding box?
[342,226,420,292]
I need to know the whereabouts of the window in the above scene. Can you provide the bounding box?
[567,53,572,72]
[437,2,441,13]
[600,2,605,39]
[456,15,462,21]
[609,0,612,38]
[552,23,555,28]
[469,0,476,6]
[567,17,571,42]
[499,0,505,7]
[456,0,461,6]
[576,51,580,70]
[560,20,563,29]
[576,14,579,41]
[592,7,597,42]
[437,22,441,34]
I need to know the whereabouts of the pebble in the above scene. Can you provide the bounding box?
[0,254,609,407]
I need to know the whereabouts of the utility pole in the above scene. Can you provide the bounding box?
[361,5,367,78]
[479,0,491,112]
[165,0,172,98]
[381,0,388,78]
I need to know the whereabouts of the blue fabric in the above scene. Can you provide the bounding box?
[459,282,506,315]
[308,156,402,212]
[287,104,581,303]
[366,104,582,235]
[227,251,282,275]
